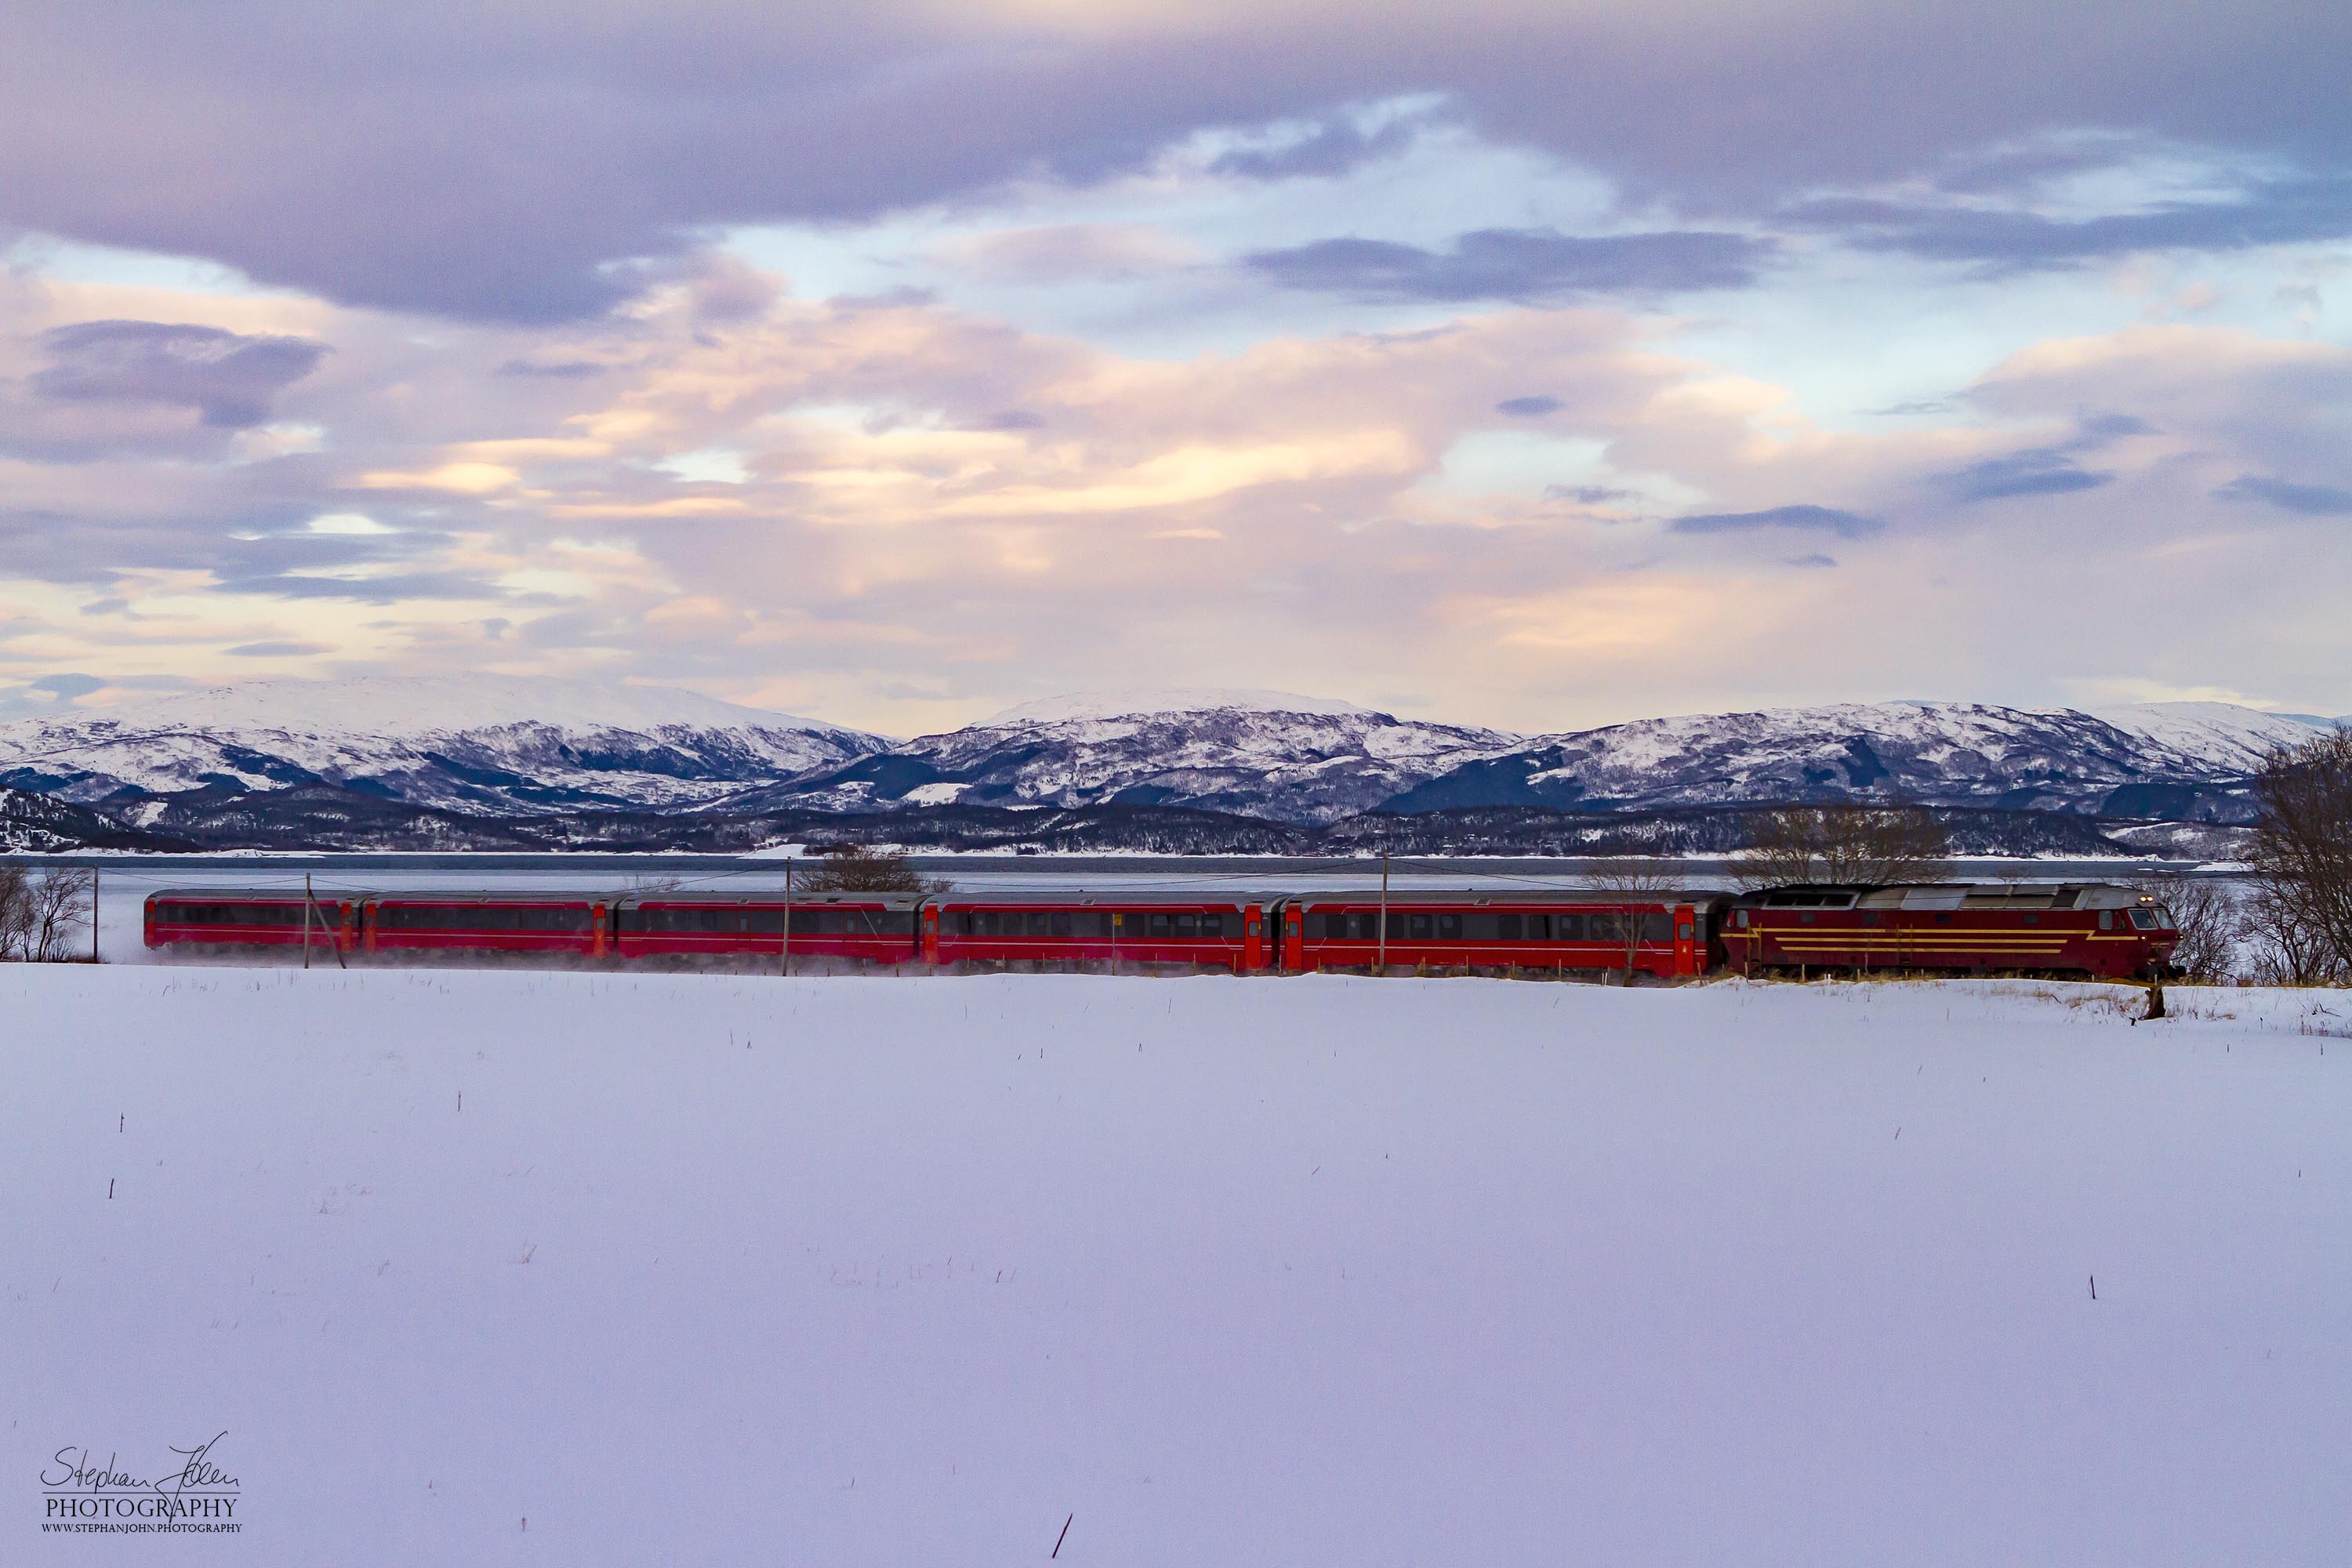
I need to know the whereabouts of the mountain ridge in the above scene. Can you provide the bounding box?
[0,677,2335,851]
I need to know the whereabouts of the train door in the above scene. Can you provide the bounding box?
[1672,904,1700,976]
[920,903,941,964]
[591,901,609,959]
[1243,903,1265,972]
[1281,902,1305,971]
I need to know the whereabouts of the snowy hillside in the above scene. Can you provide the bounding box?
[2089,701,2327,771]
[0,676,886,815]
[1389,699,2312,819]
[754,691,1516,825]
[11,966,2350,1561]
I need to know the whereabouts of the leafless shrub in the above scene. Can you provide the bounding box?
[796,844,951,895]
[2245,731,2352,985]
[1733,800,1952,891]
[2127,874,2242,983]
[0,866,94,961]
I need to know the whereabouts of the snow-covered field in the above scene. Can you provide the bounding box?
[7,968,2349,1565]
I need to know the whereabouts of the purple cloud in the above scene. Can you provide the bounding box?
[1246,228,1772,303]
[3,6,2336,321]
[1941,448,2113,502]
[2216,474,2352,516]
[1669,504,1882,538]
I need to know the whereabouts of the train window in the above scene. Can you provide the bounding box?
[1203,913,1225,938]
[2128,909,2160,930]
[1588,914,1624,942]
[1861,911,1881,926]
[1026,912,1049,936]
[1149,913,1171,938]
[1091,913,1114,938]
[1406,913,1432,939]
[1171,913,1194,938]
[2022,913,2040,925]
[1051,912,1073,937]
[1644,913,1672,943]
[1529,913,1552,940]
[2099,911,2114,930]
[1734,910,1749,928]
[1496,913,1522,940]
[1798,913,1817,925]
[1678,922,1695,942]
[1436,913,1461,939]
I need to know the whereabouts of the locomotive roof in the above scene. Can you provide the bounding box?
[1738,882,2158,910]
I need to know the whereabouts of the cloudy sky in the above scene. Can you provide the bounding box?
[2,2,2348,736]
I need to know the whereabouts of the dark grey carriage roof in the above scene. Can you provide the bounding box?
[147,886,362,902]
[1289,888,1724,907]
[365,889,604,905]
[934,889,1271,909]
[612,890,927,910]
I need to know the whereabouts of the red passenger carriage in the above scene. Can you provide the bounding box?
[925,892,1271,972]
[361,891,610,957]
[1278,890,1719,978]
[143,887,360,952]
[612,891,923,964]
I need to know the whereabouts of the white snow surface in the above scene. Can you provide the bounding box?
[981,688,1378,725]
[9,967,2349,1565]
[2088,701,2327,770]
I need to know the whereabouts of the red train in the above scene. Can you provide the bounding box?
[143,880,2181,979]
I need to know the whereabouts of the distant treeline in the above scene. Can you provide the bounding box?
[0,777,2219,859]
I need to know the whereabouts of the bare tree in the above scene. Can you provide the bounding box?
[28,867,94,960]
[1734,800,1952,891]
[1588,856,1679,982]
[0,866,31,960]
[2240,880,2343,985]
[0,866,95,961]
[2127,874,2241,983]
[796,844,950,895]
[2245,730,2352,984]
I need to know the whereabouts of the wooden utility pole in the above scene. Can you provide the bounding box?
[91,867,100,964]
[1377,851,1389,974]
[780,855,793,978]
[300,873,347,970]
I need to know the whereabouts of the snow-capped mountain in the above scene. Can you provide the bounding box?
[734,690,1518,825]
[0,678,2332,849]
[0,676,887,816]
[1386,700,2328,820]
